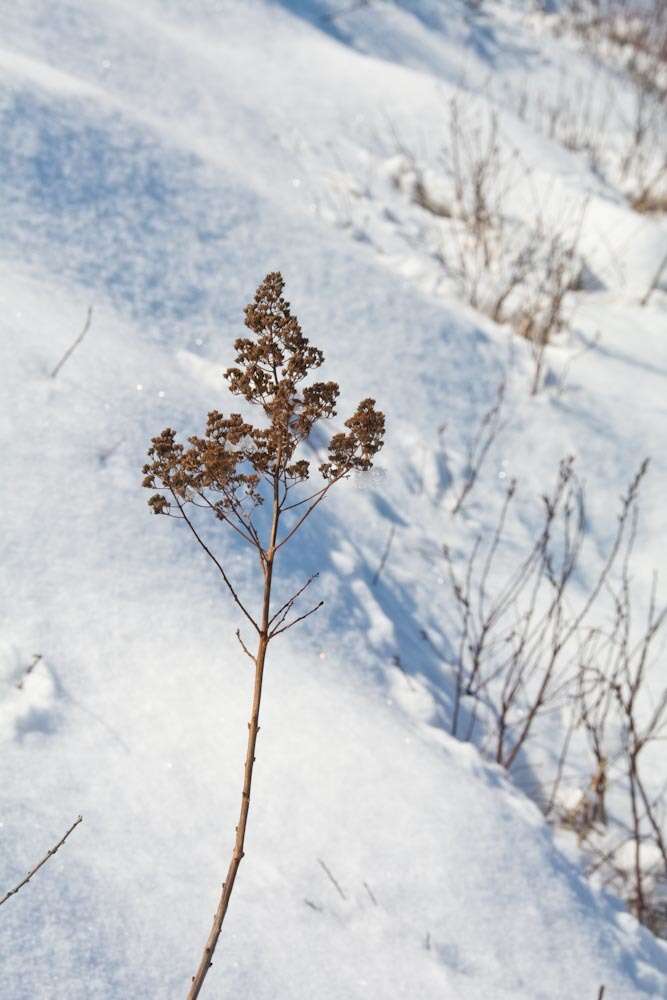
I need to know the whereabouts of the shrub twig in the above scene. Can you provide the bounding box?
[50,306,93,379]
[0,816,83,908]
[318,858,347,901]
[15,653,42,690]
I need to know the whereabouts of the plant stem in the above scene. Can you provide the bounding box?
[186,486,280,999]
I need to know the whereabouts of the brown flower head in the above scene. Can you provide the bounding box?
[143,272,384,523]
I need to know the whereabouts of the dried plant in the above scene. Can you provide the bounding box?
[438,101,531,319]
[573,537,667,931]
[511,218,588,395]
[618,87,667,213]
[504,63,667,217]
[557,1,667,101]
[443,457,648,769]
[396,99,587,392]
[450,380,505,516]
[540,2,667,211]
[143,273,384,998]
[503,67,615,180]
[445,439,667,933]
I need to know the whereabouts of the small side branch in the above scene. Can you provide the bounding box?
[276,474,347,552]
[318,858,346,901]
[451,380,505,517]
[269,573,319,628]
[235,629,256,664]
[50,307,93,378]
[270,601,324,639]
[0,816,83,907]
[15,653,42,690]
[364,880,378,905]
[172,492,260,635]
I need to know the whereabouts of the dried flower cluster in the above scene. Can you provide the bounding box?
[143,272,384,537]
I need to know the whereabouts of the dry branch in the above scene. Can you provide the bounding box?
[50,306,93,379]
[0,816,82,908]
[318,858,347,901]
[15,653,42,690]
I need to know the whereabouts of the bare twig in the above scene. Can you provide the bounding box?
[451,381,505,516]
[50,307,93,379]
[364,880,378,905]
[270,600,324,639]
[235,629,255,664]
[268,573,319,628]
[15,653,42,690]
[318,858,347,901]
[172,492,260,636]
[0,816,82,908]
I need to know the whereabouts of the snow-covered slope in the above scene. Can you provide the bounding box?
[1,2,667,997]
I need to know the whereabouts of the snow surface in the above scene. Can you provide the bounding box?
[1,1,667,997]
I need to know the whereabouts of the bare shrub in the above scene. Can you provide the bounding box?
[511,220,588,394]
[616,87,667,212]
[446,440,667,932]
[443,457,648,768]
[503,63,667,215]
[443,445,667,933]
[143,273,384,997]
[557,1,667,99]
[546,2,667,208]
[573,548,667,931]
[398,99,588,392]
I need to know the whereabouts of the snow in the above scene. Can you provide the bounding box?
[1,0,667,997]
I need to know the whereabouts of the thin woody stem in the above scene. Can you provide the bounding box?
[268,573,319,628]
[0,816,82,907]
[194,492,257,549]
[171,491,259,635]
[270,600,324,639]
[235,629,255,663]
[186,470,282,999]
[50,307,93,379]
[275,470,349,551]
